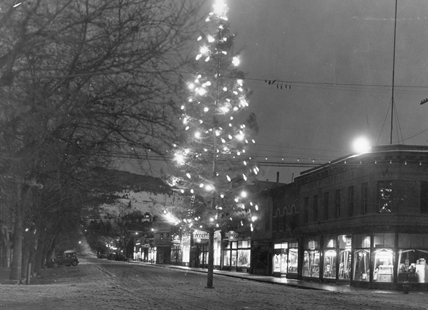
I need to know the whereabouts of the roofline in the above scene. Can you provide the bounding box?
[299,144,428,176]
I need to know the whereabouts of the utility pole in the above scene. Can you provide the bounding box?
[390,0,398,144]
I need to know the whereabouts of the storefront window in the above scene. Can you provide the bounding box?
[303,251,310,276]
[288,247,298,274]
[182,234,190,264]
[214,231,221,266]
[323,250,336,279]
[353,249,370,281]
[223,249,229,266]
[338,235,352,280]
[338,249,351,279]
[397,233,428,283]
[238,250,250,267]
[303,238,320,278]
[199,245,208,266]
[373,249,394,283]
[274,243,288,274]
[223,239,250,269]
[323,236,337,279]
[303,251,320,277]
[353,234,370,281]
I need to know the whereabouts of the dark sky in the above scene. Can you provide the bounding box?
[223,0,428,182]
[119,0,428,184]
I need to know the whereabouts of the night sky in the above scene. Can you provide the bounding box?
[224,0,428,182]
[119,0,428,184]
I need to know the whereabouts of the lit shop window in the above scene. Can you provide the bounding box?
[288,246,298,274]
[273,243,288,274]
[303,239,320,278]
[338,235,352,280]
[397,233,428,283]
[353,234,370,282]
[373,249,394,283]
[323,250,336,279]
[323,236,337,279]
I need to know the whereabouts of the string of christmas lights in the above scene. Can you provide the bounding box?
[166,0,260,232]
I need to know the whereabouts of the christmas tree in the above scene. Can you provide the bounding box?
[166,0,259,288]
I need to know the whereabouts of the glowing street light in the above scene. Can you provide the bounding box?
[352,137,371,154]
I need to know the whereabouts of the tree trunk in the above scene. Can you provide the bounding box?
[10,183,23,281]
[21,240,30,279]
[206,230,214,288]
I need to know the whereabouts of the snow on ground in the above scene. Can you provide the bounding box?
[0,254,427,310]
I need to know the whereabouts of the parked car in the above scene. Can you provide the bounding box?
[46,250,79,268]
[114,254,129,262]
[97,253,108,259]
[107,253,116,260]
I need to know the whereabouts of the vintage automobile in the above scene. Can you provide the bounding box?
[114,254,129,262]
[46,250,79,268]
[107,253,116,260]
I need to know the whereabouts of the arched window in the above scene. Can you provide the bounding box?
[282,207,288,230]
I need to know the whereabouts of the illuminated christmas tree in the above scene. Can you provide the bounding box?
[166,0,259,288]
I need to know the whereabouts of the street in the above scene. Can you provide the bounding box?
[0,255,427,310]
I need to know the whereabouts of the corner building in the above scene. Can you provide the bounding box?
[292,144,428,290]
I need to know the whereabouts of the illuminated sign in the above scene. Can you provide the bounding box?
[226,231,238,239]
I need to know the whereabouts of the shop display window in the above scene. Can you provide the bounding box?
[373,249,394,282]
[337,235,352,280]
[303,250,320,278]
[338,249,351,280]
[214,235,221,266]
[223,239,250,268]
[274,243,288,274]
[397,249,428,283]
[353,249,370,281]
[323,250,336,279]
[199,252,208,265]
[223,251,230,266]
[288,248,298,274]
[230,250,237,266]
[238,250,250,267]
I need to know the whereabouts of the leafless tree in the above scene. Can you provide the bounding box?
[0,0,205,280]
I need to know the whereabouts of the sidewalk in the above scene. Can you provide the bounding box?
[130,261,404,294]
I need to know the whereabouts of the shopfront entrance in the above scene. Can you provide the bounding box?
[273,241,298,277]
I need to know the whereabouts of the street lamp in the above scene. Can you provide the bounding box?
[352,137,371,154]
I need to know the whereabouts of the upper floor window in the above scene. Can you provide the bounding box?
[335,189,341,218]
[283,207,288,230]
[420,181,428,214]
[361,182,368,215]
[348,186,354,217]
[378,181,393,213]
[273,209,280,232]
[323,192,329,220]
[313,195,319,222]
[303,197,309,223]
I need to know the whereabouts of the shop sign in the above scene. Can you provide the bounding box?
[226,230,238,239]
[172,235,180,244]
[193,230,209,240]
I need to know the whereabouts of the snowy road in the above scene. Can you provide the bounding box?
[0,255,427,310]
